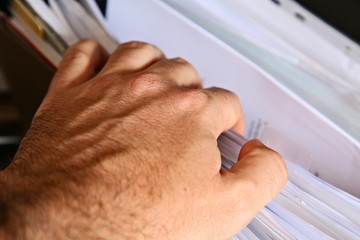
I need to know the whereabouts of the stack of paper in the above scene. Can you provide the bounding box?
[219,131,360,239]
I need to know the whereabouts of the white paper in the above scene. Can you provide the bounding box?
[162,0,360,145]
[106,0,360,197]
[223,0,360,88]
[266,201,334,239]
[287,162,360,227]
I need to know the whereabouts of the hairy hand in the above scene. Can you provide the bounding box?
[0,40,287,240]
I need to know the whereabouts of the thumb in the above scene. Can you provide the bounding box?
[220,139,288,228]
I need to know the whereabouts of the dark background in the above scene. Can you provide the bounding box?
[295,0,360,44]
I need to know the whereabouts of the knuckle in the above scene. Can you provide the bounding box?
[63,39,101,65]
[122,41,161,54]
[210,87,237,99]
[272,151,288,182]
[264,148,288,185]
[67,49,90,64]
[171,57,189,65]
[76,38,100,48]
[56,50,91,80]
[128,72,165,96]
[243,140,288,186]
[173,89,210,111]
[122,41,149,48]
[66,39,102,60]
[170,57,198,75]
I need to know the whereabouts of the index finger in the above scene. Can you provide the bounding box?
[200,87,245,137]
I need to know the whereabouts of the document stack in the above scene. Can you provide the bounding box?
[1,0,360,239]
[219,131,360,239]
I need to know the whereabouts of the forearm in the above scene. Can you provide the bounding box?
[0,160,155,240]
[0,161,75,240]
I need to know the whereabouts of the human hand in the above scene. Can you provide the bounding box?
[0,40,287,240]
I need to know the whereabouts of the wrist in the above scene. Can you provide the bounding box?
[0,169,27,239]
[0,161,62,240]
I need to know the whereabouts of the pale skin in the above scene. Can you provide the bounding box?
[0,40,287,240]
